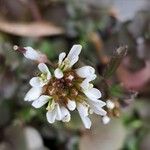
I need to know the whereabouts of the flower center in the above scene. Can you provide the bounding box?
[43,70,84,106]
[40,73,47,82]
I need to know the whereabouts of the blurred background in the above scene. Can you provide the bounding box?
[0,0,150,150]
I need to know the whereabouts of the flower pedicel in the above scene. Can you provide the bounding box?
[15,45,108,129]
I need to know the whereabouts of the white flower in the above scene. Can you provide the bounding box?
[24,44,107,128]
[23,47,42,61]
[100,100,115,124]
[106,100,115,109]
[102,115,110,124]
[13,46,47,62]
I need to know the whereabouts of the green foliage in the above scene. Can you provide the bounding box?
[109,84,123,97]
[18,107,37,123]
[38,40,56,60]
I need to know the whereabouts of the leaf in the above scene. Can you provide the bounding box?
[109,84,123,97]
[0,20,64,37]
[18,107,37,123]
[103,46,128,78]
[38,41,56,60]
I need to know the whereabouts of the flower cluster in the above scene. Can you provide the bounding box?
[18,44,108,129]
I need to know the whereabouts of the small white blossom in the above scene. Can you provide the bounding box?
[101,100,115,124]
[102,115,110,124]
[23,47,41,61]
[13,46,47,63]
[106,100,115,109]
[24,44,107,129]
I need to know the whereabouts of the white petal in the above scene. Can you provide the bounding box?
[77,103,92,129]
[102,116,110,124]
[29,77,45,87]
[99,108,107,116]
[77,103,91,129]
[88,98,106,107]
[87,100,106,116]
[81,115,91,129]
[106,100,115,109]
[67,45,82,60]
[84,88,102,100]
[76,66,95,78]
[62,114,70,122]
[80,75,96,91]
[60,107,71,122]
[58,52,66,66]
[80,78,93,90]
[46,109,57,123]
[39,63,51,80]
[96,108,106,116]
[54,68,64,79]
[77,103,89,117]
[24,47,40,60]
[32,95,50,108]
[67,100,76,111]
[80,79,89,90]
[87,99,106,107]
[86,74,97,81]
[66,44,82,67]
[38,63,51,80]
[55,104,62,120]
[24,87,42,101]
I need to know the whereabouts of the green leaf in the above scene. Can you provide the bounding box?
[126,136,138,150]
[109,84,123,97]
[103,46,128,78]
[129,120,143,129]
[38,40,56,60]
[18,107,37,123]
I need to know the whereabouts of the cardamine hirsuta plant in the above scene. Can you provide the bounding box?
[14,44,127,129]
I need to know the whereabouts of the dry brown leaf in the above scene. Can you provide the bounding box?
[0,20,64,37]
